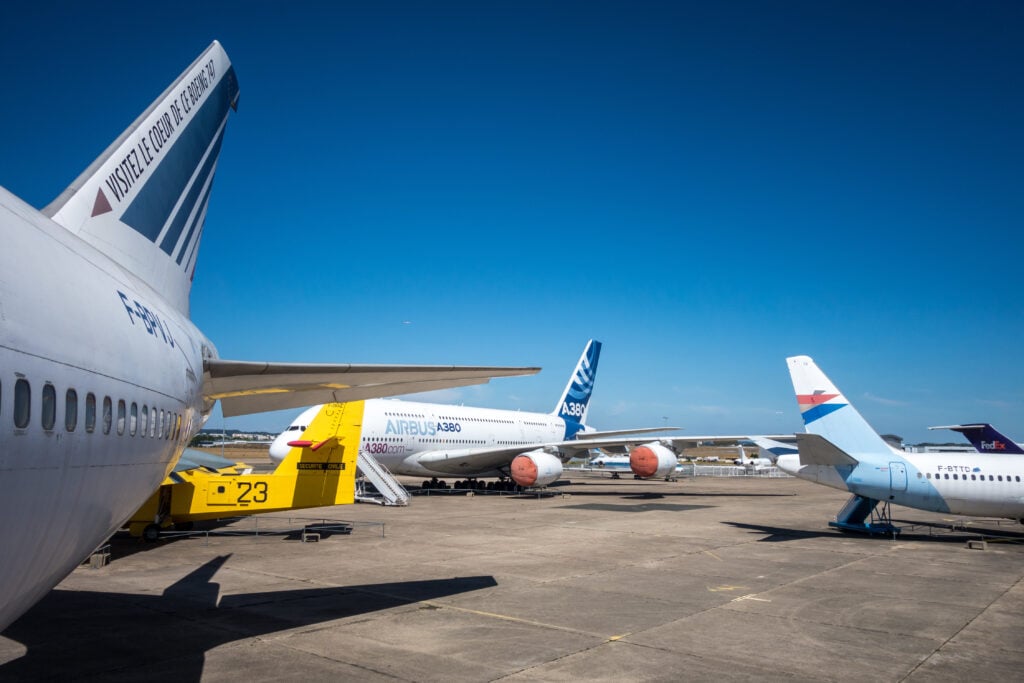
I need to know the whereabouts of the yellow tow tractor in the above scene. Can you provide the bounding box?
[127,401,378,541]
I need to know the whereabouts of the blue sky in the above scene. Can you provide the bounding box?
[2,2,1022,444]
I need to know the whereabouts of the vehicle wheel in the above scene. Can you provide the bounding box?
[142,523,161,542]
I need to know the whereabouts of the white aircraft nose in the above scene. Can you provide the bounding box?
[776,453,800,475]
[268,433,292,465]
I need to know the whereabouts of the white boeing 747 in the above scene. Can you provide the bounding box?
[272,340,771,487]
[780,356,1024,533]
[0,41,537,632]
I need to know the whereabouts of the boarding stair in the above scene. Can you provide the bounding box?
[829,494,900,535]
[356,452,409,506]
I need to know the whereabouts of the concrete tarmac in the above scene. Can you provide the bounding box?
[1,475,1022,682]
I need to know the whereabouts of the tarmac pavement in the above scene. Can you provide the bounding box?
[1,475,1021,682]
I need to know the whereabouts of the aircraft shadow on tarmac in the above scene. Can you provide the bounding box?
[564,502,716,513]
[724,520,1024,544]
[102,519,357,562]
[0,555,497,682]
[556,489,793,499]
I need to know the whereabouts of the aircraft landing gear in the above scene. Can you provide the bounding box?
[142,523,161,543]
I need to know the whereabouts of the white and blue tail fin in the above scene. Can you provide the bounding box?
[787,356,891,457]
[553,340,602,425]
[43,41,240,315]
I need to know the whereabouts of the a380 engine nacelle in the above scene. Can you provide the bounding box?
[629,442,678,479]
[510,450,563,488]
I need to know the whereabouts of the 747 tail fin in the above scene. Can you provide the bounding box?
[553,340,601,424]
[930,423,1024,455]
[43,41,240,314]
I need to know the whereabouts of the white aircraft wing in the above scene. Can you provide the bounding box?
[573,427,682,439]
[413,434,794,475]
[203,360,540,417]
[415,437,649,475]
[416,445,557,474]
[570,434,797,455]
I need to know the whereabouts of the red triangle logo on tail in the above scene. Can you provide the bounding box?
[91,188,112,217]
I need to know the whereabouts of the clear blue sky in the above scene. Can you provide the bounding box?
[2,2,1022,444]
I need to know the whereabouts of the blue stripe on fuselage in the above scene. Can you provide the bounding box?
[841,457,951,514]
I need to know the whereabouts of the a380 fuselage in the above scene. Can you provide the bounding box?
[278,400,571,479]
[362,400,567,477]
[0,187,213,630]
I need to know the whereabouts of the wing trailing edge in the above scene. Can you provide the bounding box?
[203,360,540,417]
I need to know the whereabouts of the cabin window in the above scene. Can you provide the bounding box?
[158,409,165,439]
[103,397,113,434]
[41,383,56,430]
[140,405,148,437]
[1016,476,1021,483]
[971,474,976,481]
[944,473,949,479]
[14,379,30,428]
[926,473,932,479]
[989,475,994,481]
[952,474,958,480]
[129,403,138,436]
[116,400,126,435]
[65,389,78,431]
[998,475,1003,482]
[150,406,157,438]
[85,393,96,433]
[175,414,181,440]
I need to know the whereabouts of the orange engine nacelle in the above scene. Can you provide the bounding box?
[510,450,563,488]
[629,443,678,479]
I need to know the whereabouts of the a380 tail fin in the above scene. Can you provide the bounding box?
[787,356,892,456]
[930,423,1024,455]
[553,340,601,424]
[43,41,240,314]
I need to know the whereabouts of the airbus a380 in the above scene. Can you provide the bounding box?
[272,340,770,487]
[0,41,536,632]
[780,356,1024,532]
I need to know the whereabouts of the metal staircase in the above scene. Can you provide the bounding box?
[356,452,409,506]
[829,494,899,535]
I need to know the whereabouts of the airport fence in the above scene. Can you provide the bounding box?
[687,464,791,478]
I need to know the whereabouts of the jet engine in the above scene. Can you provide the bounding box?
[629,442,678,479]
[510,450,563,487]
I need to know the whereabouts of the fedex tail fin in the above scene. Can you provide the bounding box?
[43,41,240,315]
[930,424,1024,455]
[553,340,601,424]
[787,356,892,456]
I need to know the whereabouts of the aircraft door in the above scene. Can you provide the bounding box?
[889,462,907,492]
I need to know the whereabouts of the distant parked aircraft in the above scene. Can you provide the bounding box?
[929,423,1024,455]
[779,356,1024,533]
